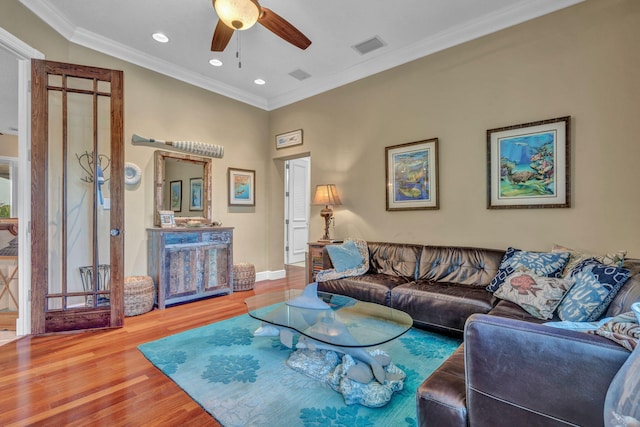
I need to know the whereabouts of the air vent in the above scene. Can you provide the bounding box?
[288,68,312,81]
[352,36,386,55]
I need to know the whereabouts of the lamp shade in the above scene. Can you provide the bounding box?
[312,184,342,206]
[213,0,260,30]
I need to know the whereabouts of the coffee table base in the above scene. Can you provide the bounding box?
[286,347,406,408]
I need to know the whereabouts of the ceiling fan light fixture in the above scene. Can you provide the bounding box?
[214,0,260,30]
[152,32,169,43]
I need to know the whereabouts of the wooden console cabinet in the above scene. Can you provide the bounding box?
[147,227,234,309]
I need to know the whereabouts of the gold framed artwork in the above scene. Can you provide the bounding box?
[487,116,570,209]
[385,138,439,211]
[275,129,303,149]
[228,168,255,206]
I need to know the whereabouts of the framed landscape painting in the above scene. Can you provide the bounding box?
[385,138,439,211]
[228,168,255,206]
[189,178,203,211]
[275,129,303,149]
[487,116,570,209]
[169,180,182,212]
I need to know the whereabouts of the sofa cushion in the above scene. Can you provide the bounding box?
[367,242,422,279]
[607,258,640,317]
[416,246,505,287]
[391,281,494,333]
[487,300,548,324]
[493,272,573,320]
[557,258,631,322]
[486,247,570,292]
[317,273,410,306]
[325,240,364,272]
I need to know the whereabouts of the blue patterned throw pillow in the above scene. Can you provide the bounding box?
[326,240,364,272]
[486,247,570,292]
[557,258,631,322]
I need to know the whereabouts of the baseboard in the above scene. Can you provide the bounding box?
[255,269,286,282]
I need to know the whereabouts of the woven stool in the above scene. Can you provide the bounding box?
[233,263,255,291]
[124,276,155,316]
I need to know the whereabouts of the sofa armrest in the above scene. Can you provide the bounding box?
[464,314,630,427]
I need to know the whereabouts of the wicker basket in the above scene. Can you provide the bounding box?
[233,263,255,291]
[124,275,155,316]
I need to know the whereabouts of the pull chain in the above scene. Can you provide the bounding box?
[236,32,242,69]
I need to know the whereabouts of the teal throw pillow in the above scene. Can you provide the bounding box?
[557,258,631,322]
[326,240,364,272]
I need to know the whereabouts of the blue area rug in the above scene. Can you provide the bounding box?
[138,314,461,427]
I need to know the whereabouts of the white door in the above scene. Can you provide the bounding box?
[285,157,310,264]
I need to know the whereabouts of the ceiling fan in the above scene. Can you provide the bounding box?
[210,0,312,52]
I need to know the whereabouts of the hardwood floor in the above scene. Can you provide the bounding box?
[0,266,306,426]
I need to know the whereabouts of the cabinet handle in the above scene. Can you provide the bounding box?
[110,228,121,236]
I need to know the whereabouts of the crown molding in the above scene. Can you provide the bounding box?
[267,0,584,109]
[20,0,583,111]
[19,0,268,109]
[72,28,268,109]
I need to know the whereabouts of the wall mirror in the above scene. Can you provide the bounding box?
[154,150,212,226]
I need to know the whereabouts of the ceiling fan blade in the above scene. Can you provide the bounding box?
[211,20,235,51]
[258,7,311,50]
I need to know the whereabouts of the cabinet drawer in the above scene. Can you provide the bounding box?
[202,231,232,244]
[165,232,200,245]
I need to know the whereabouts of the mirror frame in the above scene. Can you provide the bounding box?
[154,150,212,226]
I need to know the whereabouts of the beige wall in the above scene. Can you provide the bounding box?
[1,0,270,276]
[0,134,18,157]
[268,0,640,263]
[2,0,639,279]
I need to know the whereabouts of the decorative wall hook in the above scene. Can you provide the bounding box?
[76,151,111,184]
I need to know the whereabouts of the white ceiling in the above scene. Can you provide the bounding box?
[6,0,582,125]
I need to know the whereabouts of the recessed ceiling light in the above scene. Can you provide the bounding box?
[152,32,169,43]
[254,79,266,85]
[209,59,223,67]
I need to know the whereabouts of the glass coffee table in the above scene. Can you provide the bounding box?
[245,283,413,407]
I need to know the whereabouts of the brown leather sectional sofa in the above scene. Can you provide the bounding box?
[317,241,640,427]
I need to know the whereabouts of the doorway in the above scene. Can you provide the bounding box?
[0,28,44,336]
[284,157,310,265]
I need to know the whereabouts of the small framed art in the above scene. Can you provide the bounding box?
[487,116,570,209]
[228,168,255,206]
[159,210,175,228]
[169,180,182,212]
[275,129,303,149]
[385,138,439,211]
[189,178,204,211]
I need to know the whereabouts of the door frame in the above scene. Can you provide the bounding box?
[0,28,44,336]
[283,156,310,265]
[31,59,125,334]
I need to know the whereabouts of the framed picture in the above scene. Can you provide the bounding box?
[169,180,182,212]
[385,138,439,211]
[189,178,204,211]
[275,129,303,149]
[487,116,570,209]
[228,168,255,206]
[158,210,175,228]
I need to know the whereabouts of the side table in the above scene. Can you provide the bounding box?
[307,241,342,282]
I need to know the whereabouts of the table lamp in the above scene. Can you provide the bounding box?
[312,184,342,241]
